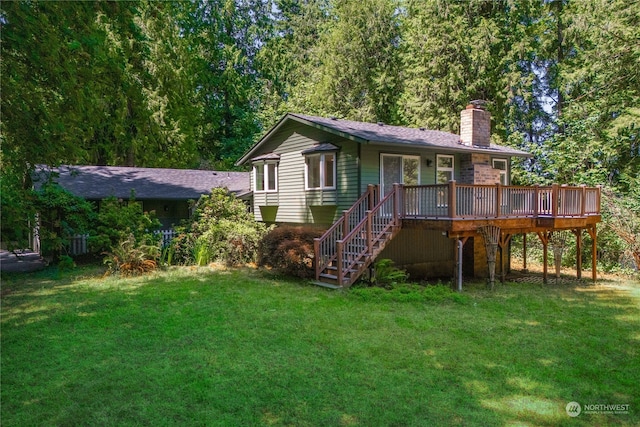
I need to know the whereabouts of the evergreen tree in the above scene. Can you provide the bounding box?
[180,0,274,169]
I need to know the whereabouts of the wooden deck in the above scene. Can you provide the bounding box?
[314,183,601,288]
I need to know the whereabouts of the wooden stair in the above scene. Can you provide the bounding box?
[314,184,403,288]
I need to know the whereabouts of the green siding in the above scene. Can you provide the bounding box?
[251,122,359,225]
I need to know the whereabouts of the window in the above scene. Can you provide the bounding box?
[381,154,420,196]
[436,155,454,184]
[492,158,508,185]
[253,162,278,192]
[305,153,336,190]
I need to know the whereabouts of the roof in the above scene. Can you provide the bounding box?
[33,165,251,201]
[237,113,531,165]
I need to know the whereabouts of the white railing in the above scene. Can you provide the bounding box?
[66,229,177,256]
[68,234,90,256]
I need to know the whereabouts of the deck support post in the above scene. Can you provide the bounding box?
[498,233,512,283]
[574,229,583,280]
[522,233,528,272]
[587,224,597,282]
[537,231,551,284]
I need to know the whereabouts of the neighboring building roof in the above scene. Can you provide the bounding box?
[251,152,281,161]
[301,142,340,155]
[237,113,531,165]
[33,165,251,201]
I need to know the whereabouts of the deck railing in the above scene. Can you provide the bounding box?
[402,182,601,220]
[314,185,379,281]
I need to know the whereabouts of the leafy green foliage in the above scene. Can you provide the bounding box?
[103,234,160,276]
[171,188,269,266]
[0,170,36,251]
[258,225,323,278]
[370,258,408,288]
[601,187,640,271]
[33,183,96,261]
[93,195,162,255]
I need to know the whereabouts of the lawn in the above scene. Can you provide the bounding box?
[1,265,638,426]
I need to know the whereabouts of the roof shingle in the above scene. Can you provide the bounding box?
[33,165,251,201]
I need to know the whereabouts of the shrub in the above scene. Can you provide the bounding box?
[164,230,196,265]
[92,194,162,254]
[104,234,160,276]
[370,258,408,287]
[258,226,323,278]
[33,182,96,262]
[168,188,270,266]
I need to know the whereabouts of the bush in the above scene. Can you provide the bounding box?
[168,188,270,266]
[92,194,162,254]
[33,182,96,262]
[104,234,160,276]
[258,226,323,278]
[370,258,408,287]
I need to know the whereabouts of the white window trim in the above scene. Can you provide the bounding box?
[436,154,455,184]
[380,154,421,195]
[492,158,509,185]
[304,152,337,191]
[253,161,278,193]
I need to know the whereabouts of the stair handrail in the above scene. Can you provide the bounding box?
[336,184,400,285]
[314,185,378,280]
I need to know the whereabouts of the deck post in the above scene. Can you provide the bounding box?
[580,185,587,217]
[552,184,559,217]
[496,182,502,218]
[336,240,344,286]
[393,183,402,222]
[574,229,583,280]
[457,238,464,292]
[314,238,320,281]
[523,233,528,272]
[534,185,539,217]
[367,184,376,210]
[537,231,550,284]
[366,210,373,255]
[498,233,512,283]
[588,225,597,282]
[343,210,350,237]
[448,180,457,219]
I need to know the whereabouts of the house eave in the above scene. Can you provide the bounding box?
[235,113,368,166]
[367,140,532,158]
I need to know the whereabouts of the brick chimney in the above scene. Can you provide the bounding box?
[460,100,490,147]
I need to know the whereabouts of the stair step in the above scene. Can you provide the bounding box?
[310,280,343,290]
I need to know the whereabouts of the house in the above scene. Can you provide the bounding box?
[33,165,251,229]
[237,102,601,288]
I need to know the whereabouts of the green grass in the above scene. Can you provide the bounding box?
[2,266,639,426]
